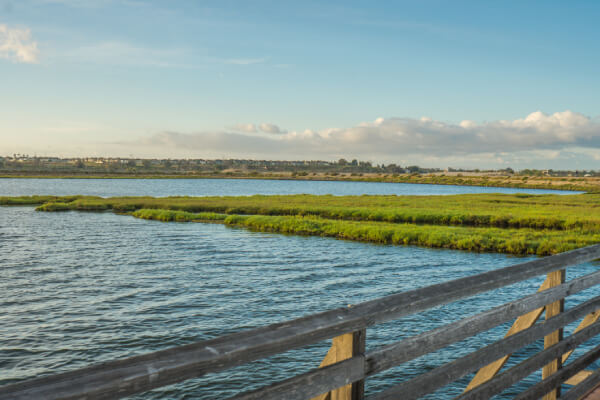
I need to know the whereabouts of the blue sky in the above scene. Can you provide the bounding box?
[1,0,600,169]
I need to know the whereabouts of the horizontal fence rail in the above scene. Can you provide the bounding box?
[372,297,600,400]
[365,268,600,376]
[2,244,600,400]
[513,343,600,400]
[562,369,600,400]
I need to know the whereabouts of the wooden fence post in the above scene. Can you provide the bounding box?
[311,329,366,400]
[350,329,366,400]
[542,269,566,400]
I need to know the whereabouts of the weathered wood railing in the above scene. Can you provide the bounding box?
[3,244,600,399]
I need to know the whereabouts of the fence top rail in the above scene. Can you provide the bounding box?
[1,244,600,400]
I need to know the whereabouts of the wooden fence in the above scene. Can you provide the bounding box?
[3,244,600,399]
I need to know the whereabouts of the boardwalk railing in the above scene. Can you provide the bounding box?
[3,244,600,399]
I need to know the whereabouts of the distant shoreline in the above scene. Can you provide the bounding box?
[0,172,596,192]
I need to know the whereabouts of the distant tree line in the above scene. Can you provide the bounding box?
[0,155,597,177]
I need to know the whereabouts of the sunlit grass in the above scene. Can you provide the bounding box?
[221,214,598,256]
[125,209,598,255]
[131,208,227,222]
[9,193,600,230]
[0,195,85,205]
[4,193,600,255]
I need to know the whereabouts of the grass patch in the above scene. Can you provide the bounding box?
[132,208,227,222]
[36,202,73,211]
[4,193,600,255]
[0,195,85,205]
[128,209,598,255]
[8,193,600,230]
[222,215,598,256]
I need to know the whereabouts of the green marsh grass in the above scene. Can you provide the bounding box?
[13,193,600,230]
[4,193,600,255]
[132,209,227,222]
[221,215,598,256]
[128,209,596,255]
[0,195,84,205]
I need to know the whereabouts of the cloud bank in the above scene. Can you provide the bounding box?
[0,24,39,63]
[232,122,287,134]
[127,111,600,168]
[231,123,257,133]
[259,123,286,134]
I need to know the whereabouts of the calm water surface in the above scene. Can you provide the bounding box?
[0,177,578,197]
[1,179,595,399]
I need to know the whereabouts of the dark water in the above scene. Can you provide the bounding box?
[1,179,596,399]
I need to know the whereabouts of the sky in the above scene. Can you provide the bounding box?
[1,0,600,169]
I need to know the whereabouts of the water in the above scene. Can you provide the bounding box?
[0,177,578,197]
[1,179,595,399]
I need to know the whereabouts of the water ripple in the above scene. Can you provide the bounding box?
[0,181,596,399]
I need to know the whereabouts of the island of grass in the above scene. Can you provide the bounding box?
[3,193,600,256]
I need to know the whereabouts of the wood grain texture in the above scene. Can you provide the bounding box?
[311,329,366,400]
[565,370,594,386]
[351,329,366,400]
[464,276,551,392]
[542,269,566,400]
[311,346,336,400]
[561,368,600,400]
[366,269,600,377]
[331,333,354,400]
[563,311,600,363]
[230,356,365,400]
[371,295,600,400]
[457,324,600,400]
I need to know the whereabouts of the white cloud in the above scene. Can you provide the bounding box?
[259,122,286,134]
[309,110,600,155]
[0,24,39,63]
[124,111,600,168]
[230,122,287,134]
[231,123,257,133]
